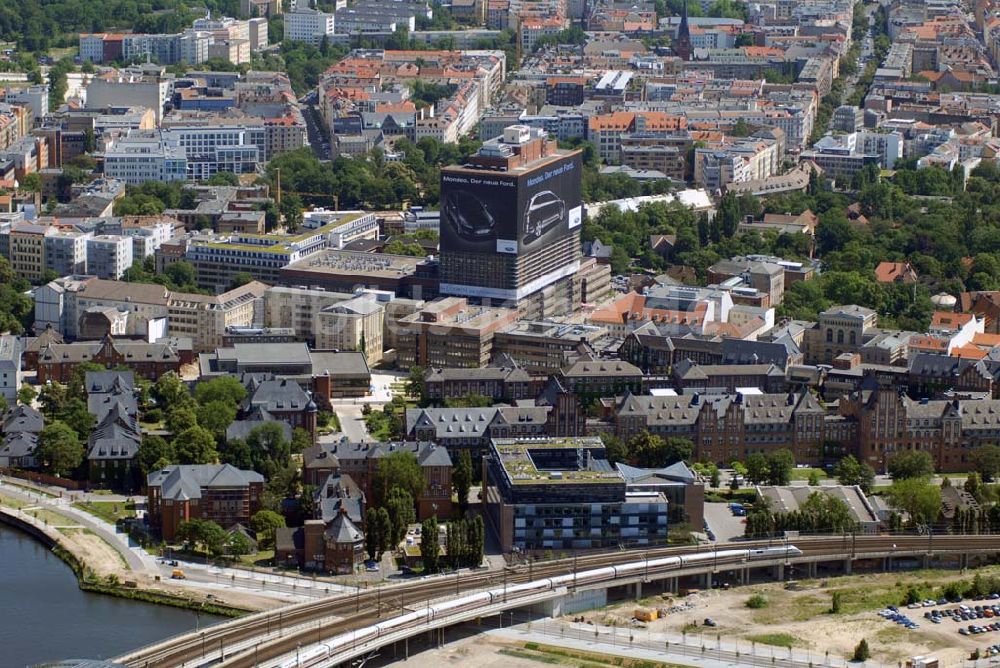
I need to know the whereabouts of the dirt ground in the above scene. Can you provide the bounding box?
[403,637,544,668]
[575,568,1000,665]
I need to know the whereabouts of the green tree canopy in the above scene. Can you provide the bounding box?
[174,426,218,465]
[887,451,935,480]
[373,450,425,506]
[37,421,83,477]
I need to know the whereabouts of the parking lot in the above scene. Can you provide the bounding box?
[877,595,1000,657]
[703,502,747,542]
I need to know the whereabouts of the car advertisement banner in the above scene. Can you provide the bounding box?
[440,152,583,255]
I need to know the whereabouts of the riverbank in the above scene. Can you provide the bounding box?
[0,499,251,618]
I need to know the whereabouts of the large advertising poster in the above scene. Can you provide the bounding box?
[440,152,583,255]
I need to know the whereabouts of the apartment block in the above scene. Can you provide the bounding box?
[86,235,134,280]
[44,229,90,277]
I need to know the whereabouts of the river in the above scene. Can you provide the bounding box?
[0,523,223,667]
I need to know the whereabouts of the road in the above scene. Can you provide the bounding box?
[298,90,331,161]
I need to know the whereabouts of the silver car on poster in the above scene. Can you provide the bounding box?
[522,190,565,244]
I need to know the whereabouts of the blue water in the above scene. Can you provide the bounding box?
[0,523,223,667]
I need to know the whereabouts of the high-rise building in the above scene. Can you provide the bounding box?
[438,125,583,317]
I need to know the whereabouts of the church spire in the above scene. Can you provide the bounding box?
[676,0,693,61]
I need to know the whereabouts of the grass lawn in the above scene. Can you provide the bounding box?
[26,507,75,526]
[74,500,137,524]
[789,467,828,481]
[47,46,78,61]
[746,633,799,648]
[0,491,29,509]
[238,549,275,568]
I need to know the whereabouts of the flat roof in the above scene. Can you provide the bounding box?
[491,437,622,485]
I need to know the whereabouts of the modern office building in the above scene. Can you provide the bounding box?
[438,125,583,318]
[103,132,188,185]
[485,437,669,552]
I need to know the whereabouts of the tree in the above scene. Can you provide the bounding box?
[18,384,36,406]
[373,450,425,506]
[887,451,934,480]
[376,507,393,557]
[420,516,440,573]
[835,455,876,494]
[154,372,194,412]
[226,531,253,558]
[166,405,198,436]
[885,478,941,526]
[830,591,842,613]
[245,422,293,477]
[852,639,870,662]
[808,470,820,486]
[468,515,484,567]
[365,508,383,561]
[746,453,769,485]
[406,365,427,404]
[453,450,473,515]
[601,434,629,464]
[972,445,1000,482]
[250,510,286,549]
[138,435,175,474]
[765,449,795,485]
[199,521,228,557]
[629,432,693,468]
[385,488,415,546]
[291,427,312,454]
[196,400,237,437]
[194,376,247,407]
[174,426,218,465]
[37,421,83,477]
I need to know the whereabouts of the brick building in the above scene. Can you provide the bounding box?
[303,441,452,519]
[147,464,264,541]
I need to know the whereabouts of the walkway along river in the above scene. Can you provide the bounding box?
[0,523,224,666]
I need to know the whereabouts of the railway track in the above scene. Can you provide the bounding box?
[118,534,1000,668]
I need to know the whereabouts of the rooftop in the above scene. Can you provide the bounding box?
[490,437,622,484]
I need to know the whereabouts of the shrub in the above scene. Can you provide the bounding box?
[746,594,769,609]
[830,591,842,614]
[852,639,870,662]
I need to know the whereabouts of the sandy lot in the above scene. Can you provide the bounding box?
[574,569,1000,665]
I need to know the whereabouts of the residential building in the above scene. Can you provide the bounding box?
[86,235,134,280]
[43,229,89,277]
[10,223,53,283]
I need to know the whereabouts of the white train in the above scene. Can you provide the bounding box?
[277,545,801,668]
